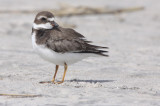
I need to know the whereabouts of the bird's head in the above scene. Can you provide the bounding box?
[33,11,59,30]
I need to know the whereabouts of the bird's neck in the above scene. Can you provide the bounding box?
[32,28,46,38]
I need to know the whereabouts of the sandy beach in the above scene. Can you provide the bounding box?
[0,0,160,105]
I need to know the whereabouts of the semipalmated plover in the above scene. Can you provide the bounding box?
[32,11,108,84]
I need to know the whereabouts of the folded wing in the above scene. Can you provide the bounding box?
[46,28,109,57]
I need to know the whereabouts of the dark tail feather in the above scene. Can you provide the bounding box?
[94,50,109,57]
[90,45,109,57]
[73,43,109,57]
[74,49,109,57]
[89,44,109,49]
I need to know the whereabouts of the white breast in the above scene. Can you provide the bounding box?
[31,32,90,66]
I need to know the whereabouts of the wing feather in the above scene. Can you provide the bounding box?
[45,27,108,56]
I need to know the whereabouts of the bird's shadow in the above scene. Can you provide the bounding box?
[67,79,115,83]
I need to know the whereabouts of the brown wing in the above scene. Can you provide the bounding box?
[45,27,108,56]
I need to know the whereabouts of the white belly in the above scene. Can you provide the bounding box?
[32,32,90,66]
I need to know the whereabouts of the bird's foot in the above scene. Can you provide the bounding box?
[39,81,64,84]
[51,79,64,84]
[54,81,64,84]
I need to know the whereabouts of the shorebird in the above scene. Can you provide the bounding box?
[32,11,108,84]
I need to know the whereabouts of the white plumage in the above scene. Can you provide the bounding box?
[33,23,53,30]
[32,32,92,66]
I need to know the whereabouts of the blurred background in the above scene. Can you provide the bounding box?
[0,0,160,105]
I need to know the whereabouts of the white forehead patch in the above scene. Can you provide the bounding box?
[33,23,53,30]
[37,16,55,21]
[37,16,47,20]
[48,17,55,21]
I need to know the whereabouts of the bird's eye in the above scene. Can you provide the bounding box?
[41,17,47,21]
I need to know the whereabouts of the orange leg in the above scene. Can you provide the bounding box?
[51,65,59,83]
[40,64,68,84]
[39,65,59,84]
[53,63,68,84]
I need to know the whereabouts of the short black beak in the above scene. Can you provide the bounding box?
[50,21,59,28]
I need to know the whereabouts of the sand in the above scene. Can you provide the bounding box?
[0,0,160,105]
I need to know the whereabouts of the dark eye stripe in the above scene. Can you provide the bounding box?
[41,17,47,21]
